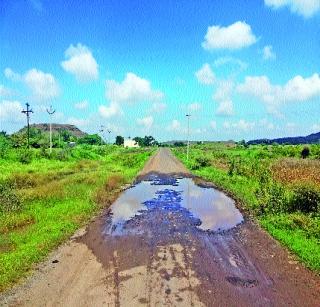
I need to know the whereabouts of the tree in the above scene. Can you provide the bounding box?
[78,134,102,145]
[133,136,158,147]
[115,135,124,146]
[301,146,310,159]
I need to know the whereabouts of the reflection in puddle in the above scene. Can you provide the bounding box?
[106,177,243,234]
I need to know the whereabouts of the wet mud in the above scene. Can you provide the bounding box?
[81,170,320,306]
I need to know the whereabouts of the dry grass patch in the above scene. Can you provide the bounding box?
[272,158,320,186]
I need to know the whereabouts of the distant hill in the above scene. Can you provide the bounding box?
[17,123,87,138]
[248,131,320,145]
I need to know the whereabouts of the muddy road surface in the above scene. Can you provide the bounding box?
[1,148,319,306]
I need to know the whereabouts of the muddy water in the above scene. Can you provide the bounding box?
[105,176,243,235]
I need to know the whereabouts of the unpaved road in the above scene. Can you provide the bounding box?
[1,148,319,306]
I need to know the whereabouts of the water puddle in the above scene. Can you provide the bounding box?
[105,176,243,235]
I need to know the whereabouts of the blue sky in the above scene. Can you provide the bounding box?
[0,0,320,141]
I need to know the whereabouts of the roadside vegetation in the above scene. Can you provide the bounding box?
[0,130,155,291]
[173,142,320,272]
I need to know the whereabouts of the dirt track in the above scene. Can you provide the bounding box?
[1,148,319,306]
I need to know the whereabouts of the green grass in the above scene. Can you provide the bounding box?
[172,144,320,272]
[0,145,154,291]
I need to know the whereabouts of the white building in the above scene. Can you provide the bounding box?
[124,139,139,148]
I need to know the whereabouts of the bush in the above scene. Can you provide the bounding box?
[290,184,320,213]
[195,156,210,167]
[18,150,33,164]
[301,146,310,159]
[0,180,22,213]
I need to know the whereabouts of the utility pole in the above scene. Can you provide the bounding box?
[21,103,33,149]
[107,129,111,144]
[186,114,191,161]
[46,105,56,154]
[99,125,104,145]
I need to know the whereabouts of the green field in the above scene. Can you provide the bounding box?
[173,143,320,272]
[0,145,154,291]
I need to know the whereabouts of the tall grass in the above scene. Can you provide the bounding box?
[0,145,154,291]
[172,143,320,271]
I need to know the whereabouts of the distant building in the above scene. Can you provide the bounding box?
[124,139,139,148]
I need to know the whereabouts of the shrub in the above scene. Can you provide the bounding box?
[195,156,210,167]
[301,146,310,159]
[228,159,235,176]
[18,150,33,164]
[0,180,22,213]
[290,184,320,213]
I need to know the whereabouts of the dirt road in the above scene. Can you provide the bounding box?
[1,148,319,306]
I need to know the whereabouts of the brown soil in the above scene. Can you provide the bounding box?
[1,148,319,306]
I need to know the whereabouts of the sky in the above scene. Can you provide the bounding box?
[0,0,320,141]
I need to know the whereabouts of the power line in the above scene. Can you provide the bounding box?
[46,105,56,154]
[186,114,191,161]
[21,103,33,149]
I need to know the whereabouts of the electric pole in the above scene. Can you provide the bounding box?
[107,129,111,144]
[186,114,191,161]
[21,103,33,149]
[46,105,56,154]
[99,125,104,145]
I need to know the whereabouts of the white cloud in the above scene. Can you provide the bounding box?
[106,72,164,104]
[151,102,167,113]
[311,123,320,132]
[99,102,122,118]
[4,67,59,102]
[74,100,88,110]
[4,68,21,81]
[258,118,275,130]
[0,85,12,97]
[210,121,217,129]
[24,69,60,101]
[262,45,276,60]
[167,119,181,131]
[223,119,255,131]
[0,100,24,123]
[213,80,234,116]
[216,100,234,116]
[61,43,98,82]
[137,116,154,129]
[187,102,202,112]
[202,21,257,50]
[265,0,320,18]
[195,64,215,85]
[237,73,320,115]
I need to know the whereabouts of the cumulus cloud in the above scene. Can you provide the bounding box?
[61,43,98,82]
[262,45,276,60]
[311,123,320,132]
[99,102,122,118]
[210,121,217,129]
[24,69,60,101]
[202,21,257,50]
[213,80,234,116]
[0,100,24,122]
[4,67,60,102]
[74,100,88,110]
[151,102,167,113]
[265,0,320,18]
[187,102,202,112]
[106,73,163,104]
[167,119,182,131]
[0,85,12,97]
[237,73,320,115]
[4,68,22,81]
[195,64,215,85]
[223,119,255,131]
[137,116,154,129]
